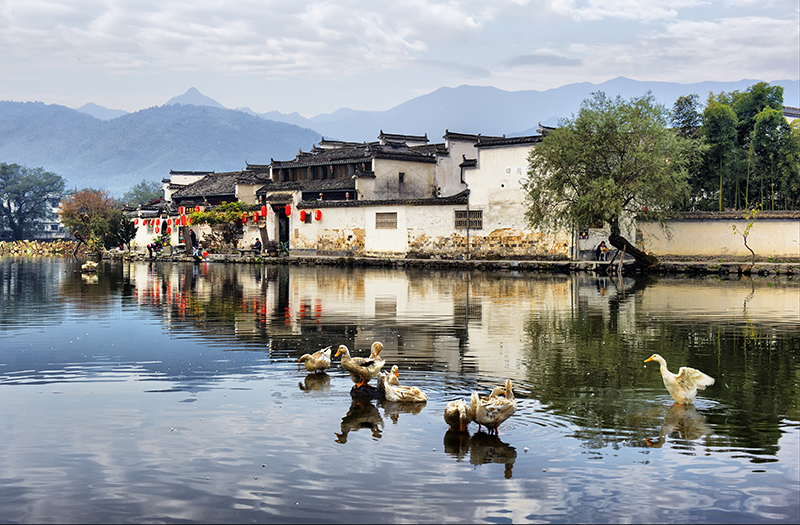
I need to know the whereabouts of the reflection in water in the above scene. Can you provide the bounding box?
[335,399,384,444]
[1,257,799,523]
[443,430,517,478]
[646,403,712,449]
[298,372,331,391]
[380,400,426,424]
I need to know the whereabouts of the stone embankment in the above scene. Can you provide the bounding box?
[2,241,796,276]
[117,250,799,276]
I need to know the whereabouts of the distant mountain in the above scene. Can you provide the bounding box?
[4,79,797,196]
[0,101,321,195]
[166,87,227,109]
[76,102,129,121]
[239,77,800,141]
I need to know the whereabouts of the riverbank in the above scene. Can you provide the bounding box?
[117,250,800,276]
[2,241,796,276]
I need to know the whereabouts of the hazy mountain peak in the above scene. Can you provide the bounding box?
[165,87,226,109]
[76,102,128,121]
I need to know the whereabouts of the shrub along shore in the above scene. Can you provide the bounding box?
[1,240,797,276]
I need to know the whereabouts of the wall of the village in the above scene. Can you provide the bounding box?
[371,159,436,200]
[235,183,260,205]
[465,144,571,259]
[290,205,368,255]
[638,219,800,258]
[435,139,472,197]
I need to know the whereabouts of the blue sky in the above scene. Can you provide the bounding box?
[1,0,797,117]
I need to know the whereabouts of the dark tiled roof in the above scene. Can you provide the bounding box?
[784,106,800,119]
[169,170,215,176]
[256,178,357,195]
[443,130,503,142]
[653,210,800,220]
[296,190,469,208]
[271,141,437,169]
[265,193,294,202]
[379,131,428,143]
[475,135,543,148]
[171,172,241,198]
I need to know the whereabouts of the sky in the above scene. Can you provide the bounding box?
[0,0,797,117]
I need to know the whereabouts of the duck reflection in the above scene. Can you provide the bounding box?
[443,430,517,479]
[335,399,384,444]
[298,373,331,392]
[646,403,712,448]
[380,399,426,424]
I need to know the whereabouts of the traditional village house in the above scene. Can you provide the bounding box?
[246,129,576,259]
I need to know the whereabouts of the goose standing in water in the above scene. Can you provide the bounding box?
[644,354,715,404]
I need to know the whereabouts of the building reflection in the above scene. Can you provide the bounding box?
[115,259,799,455]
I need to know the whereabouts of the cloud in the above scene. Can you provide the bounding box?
[504,54,583,68]
[0,0,493,77]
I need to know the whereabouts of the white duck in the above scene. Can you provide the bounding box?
[472,380,516,435]
[644,354,715,404]
[377,365,427,403]
[298,346,332,374]
[444,398,474,432]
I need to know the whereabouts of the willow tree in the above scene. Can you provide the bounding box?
[523,92,695,268]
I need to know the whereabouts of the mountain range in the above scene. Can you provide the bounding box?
[2,77,797,195]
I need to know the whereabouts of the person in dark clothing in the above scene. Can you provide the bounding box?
[595,241,609,261]
[252,238,262,253]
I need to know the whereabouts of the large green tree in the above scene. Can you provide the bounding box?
[0,163,66,240]
[695,82,798,210]
[120,179,162,206]
[523,92,694,268]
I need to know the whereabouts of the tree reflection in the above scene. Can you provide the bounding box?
[522,273,800,453]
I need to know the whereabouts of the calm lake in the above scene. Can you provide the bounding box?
[0,257,798,524]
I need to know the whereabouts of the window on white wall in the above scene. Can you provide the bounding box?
[455,210,483,230]
[376,212,398,229]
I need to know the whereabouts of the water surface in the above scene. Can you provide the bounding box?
[0,257,798,523]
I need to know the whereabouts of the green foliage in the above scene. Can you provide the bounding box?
[189,201,252,249]
[523,91,692,240]
[690,82,799,210]
[120,179,162,206]
[731,205,761,267]
[0,162,66,240]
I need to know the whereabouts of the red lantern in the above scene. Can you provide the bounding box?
[179,207,184,215]
[314,209,322,221]
[261,205,267,217]
[242,212,248,224]
[285,205,292,216]
[155,226,160,234]
[134,218,139,225]
[167,226,172,234]
[299,210,307,222]
[188,217,192,226]
[253,212,259,222]
[166,218,171,226]
[181,215,187,226]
